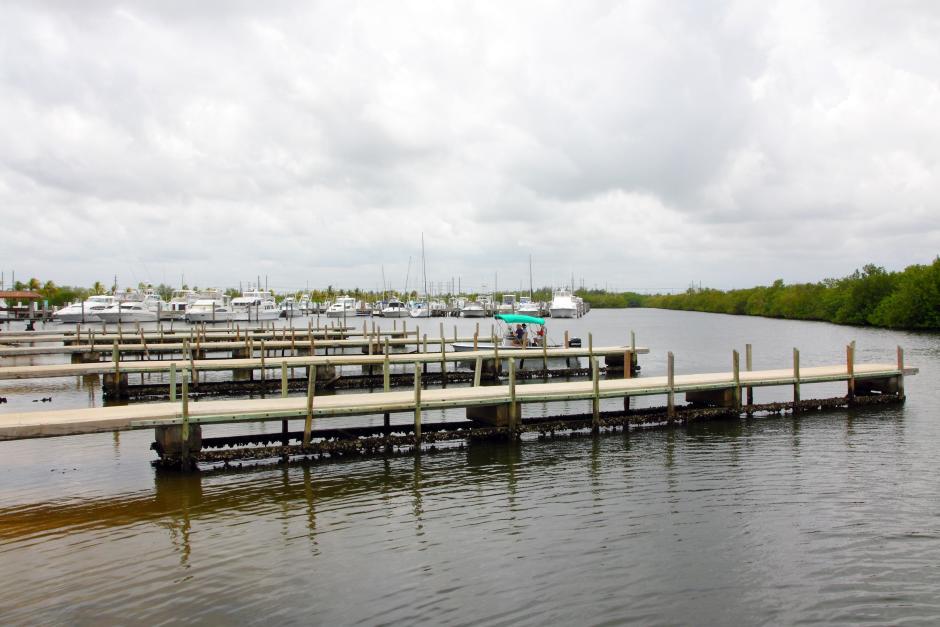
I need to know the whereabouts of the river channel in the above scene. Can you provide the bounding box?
[1,308,938,624]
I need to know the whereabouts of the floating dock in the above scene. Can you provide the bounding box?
[0,343,916,470]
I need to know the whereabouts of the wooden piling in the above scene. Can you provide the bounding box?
[793,348,801,410]
[181,371,191,469]
[591,356,600,432]
[667,351,675,420]
[847,341,856,401]
[897,346,905,398]
[473,357,482,387]
[169,363,177,401]
[414,362,422,441]
[508,357,517,432]
[303,361,315,448]
[745,343,754,408]
[732,350,741,412]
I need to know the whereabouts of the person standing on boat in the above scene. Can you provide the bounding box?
[514,324,525,346]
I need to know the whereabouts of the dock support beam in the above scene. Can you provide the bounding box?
[793,348,801,411]
[667,351,675,421]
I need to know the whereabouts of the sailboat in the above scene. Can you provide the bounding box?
[410,234,431,318]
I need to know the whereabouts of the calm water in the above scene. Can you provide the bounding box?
[1,309,939,624]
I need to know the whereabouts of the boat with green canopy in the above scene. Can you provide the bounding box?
[452,312,580,356]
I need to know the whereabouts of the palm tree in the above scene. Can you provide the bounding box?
[92,281,105,295]
[27,277,40,291]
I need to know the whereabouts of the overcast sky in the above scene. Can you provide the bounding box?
[1,0,938,294]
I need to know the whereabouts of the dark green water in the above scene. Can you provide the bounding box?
[1,309,938,624]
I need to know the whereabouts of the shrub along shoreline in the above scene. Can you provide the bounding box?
[635,258,940,331]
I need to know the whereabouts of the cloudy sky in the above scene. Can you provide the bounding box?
[1,0,938,294]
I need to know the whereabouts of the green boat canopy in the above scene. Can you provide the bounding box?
[495,313,545,325]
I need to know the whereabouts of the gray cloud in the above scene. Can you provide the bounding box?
[1,0,938,294]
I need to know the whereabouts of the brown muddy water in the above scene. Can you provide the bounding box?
[1,309,938,624]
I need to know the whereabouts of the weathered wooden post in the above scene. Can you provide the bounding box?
[181,371,192,471]
[439,324,447,387]
[508,357,517,433]
[847,341,856,402]
[591,356,600,433]
[667,351,675,421]
[793,348,801,411]
[260,339,266,384]
[745,343,754,409]
[186,340,197,389]
[564,330,569,349]
[414,362,422,442]
[732,349,741,412]
[169,363,177,401]
[473,357,483,387]
[897,346,905,399]
[302,361,315,448]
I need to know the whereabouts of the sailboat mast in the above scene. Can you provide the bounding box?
[421,233,428,302]
[529,254,533,298]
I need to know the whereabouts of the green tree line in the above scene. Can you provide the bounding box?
[642,258,940,330]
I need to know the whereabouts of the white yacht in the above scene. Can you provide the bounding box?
[498,294,517,314]
[517,296,541,316]
[381,298,409,318]
[326,295,358,318]
[52,295,118,323]
[231,289,280,321]
[409,301,430,318]
[549,288,578,319]
[97,299,161,323]
[164,289,198,320]
[279,296,302,318]
[186,294,235,322]
[429,300,448,317]
[298,294,313,314]
[461,301,486,318]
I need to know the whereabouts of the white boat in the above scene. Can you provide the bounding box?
[498,294,516,314]
[97,299,162,323]
[231,289,280,321]
[461,301,486,318]
[298,294,314,314]
[0,298,11,321]
[326,295,358,318]
[163,289,198,320]
[186,295,236,322]
[430,299,448,317]
[52,295,118,323]
[549,288,578,319]
[517,296,541,316]
[279,296,302,318]
[452,313,580,367]
[409,302,431,318]
[381,299,409,318]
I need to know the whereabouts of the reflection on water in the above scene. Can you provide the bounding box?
[1,310,939,623]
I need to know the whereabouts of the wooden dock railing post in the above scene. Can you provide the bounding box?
[474,357,482,387]
[260,339,266,385]
[281,361,289,448]
[303,360,316,448]
[508,357,517,433]
[732,350,741,412]
[169,363,177,402]
[591,356,600,433]
[847,341,856,402]
[745,343,753,409]
[440,325,447,387]
[414,362,422,442]
[667,351,675,421]
[793,348,801,411]
[897,346,905,399]
[181,370,191,470]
